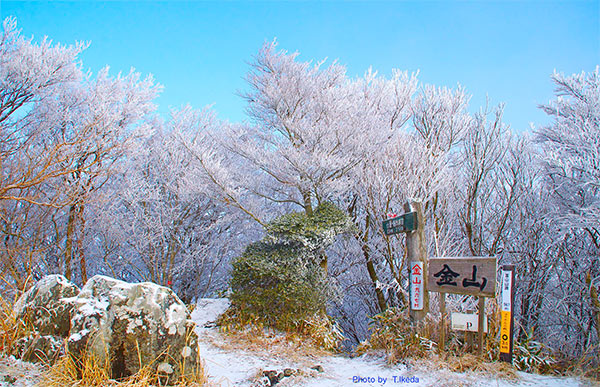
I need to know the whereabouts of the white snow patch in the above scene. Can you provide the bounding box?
[181,346,192,358]
[75,298,109,317]
[68,328,89,342]
[55,274,71,287]
[165,303,187,335]
[191,298,230,328]
[157,362,174,374]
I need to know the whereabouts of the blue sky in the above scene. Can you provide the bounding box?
[2,1,598,132]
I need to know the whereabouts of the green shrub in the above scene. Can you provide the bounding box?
[266,202,354,255]
[229,240,331,331]
[227,202,352,335]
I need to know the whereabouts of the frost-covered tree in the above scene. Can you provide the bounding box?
[536,68,600,355]
[457,103,516,257]
[49,68,158,283]
[0,17,159,288]
[0,17,83,202]
[90,107,240,301]
[339,84,470,320]
[0,17,86,289]
[229,43,416,218]
[537,67,600,240]
[187,42,418,278]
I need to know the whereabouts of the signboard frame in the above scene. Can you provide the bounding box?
[429,256,497,357]
[427,257,496,297]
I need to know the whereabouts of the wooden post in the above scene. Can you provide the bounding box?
[439,292,446,353]
[478,296,485,357]
[405,200,428,322]
[466,331,473,351]
[500,265,515,363]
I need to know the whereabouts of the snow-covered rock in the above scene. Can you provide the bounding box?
[67,275,201,383]
[13,274,79,337]
[11,274,78,364]
[11,334,64,364]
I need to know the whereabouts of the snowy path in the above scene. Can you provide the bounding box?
[191,299,590,387]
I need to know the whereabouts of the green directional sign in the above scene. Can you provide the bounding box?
[382,211,417,235]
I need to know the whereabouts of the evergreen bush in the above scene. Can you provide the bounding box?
[229,240,331,330]
[228,202,352,332]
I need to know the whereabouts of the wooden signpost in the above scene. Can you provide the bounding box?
[427,257,497,356]
[427,257,496,297]
[381,202,505,359]
[404,202,428,322]
[382,201,428,321]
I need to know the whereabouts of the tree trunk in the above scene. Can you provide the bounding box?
[360,214,387,313]
[364,246,387,313]
[77,202,87,283]
[302,190,313,217]
[64,203,77,281]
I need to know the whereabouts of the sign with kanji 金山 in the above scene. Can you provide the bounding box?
[427,257,496,297]
[382,212,417,235]
[410,262,424,310]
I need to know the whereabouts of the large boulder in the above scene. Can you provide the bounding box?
[67,275,201,383]
[13,274,80,337]
[11,274,79,364]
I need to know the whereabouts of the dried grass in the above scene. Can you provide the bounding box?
[216,308,342,361]
[39,343,208,387]
[206,325,330,364]
[409,354,520,384]
[0,292,32,356]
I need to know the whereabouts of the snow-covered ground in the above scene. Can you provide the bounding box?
[0,357,45,387]
[191,298,593,387]
[0,299,592,386]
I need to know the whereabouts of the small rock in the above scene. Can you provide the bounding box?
[255,376,271,387]
[283,367,295,377]
[264,370,280,384]
[3,375,17,384]
[311,365,324,373]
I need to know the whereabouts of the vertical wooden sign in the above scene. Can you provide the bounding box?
[499,264,515,362]
[410,262,424,310]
